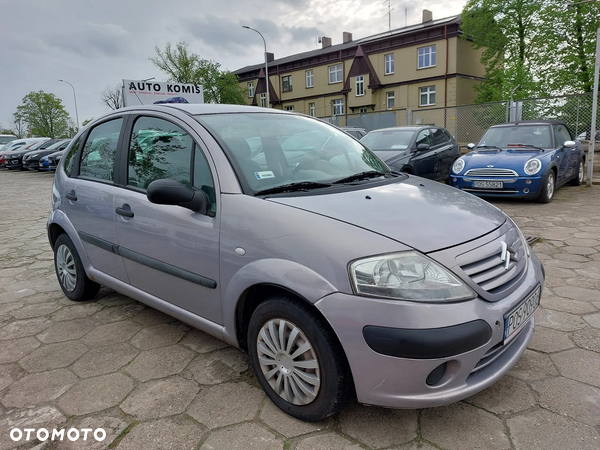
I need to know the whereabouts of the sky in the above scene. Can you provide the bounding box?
[0,0,466,132]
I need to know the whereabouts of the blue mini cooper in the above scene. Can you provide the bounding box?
[450,120,585,203]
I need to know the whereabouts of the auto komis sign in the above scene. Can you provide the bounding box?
[122,79,204,106]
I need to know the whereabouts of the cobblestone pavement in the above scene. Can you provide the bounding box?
[1,170,599,450]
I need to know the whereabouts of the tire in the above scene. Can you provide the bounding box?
[570,160,585,186]
[536,170,555,203]
[53,233,100,301]
[247,296,350,422]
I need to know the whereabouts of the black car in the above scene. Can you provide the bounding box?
[23,139,71,171]
[5,139,63,170]
[360,126,460,182]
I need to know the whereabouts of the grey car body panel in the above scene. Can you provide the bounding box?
[269,176,507,253]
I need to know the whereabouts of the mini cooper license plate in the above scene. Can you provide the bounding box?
[473,180,503,189]
[504,286,541,341]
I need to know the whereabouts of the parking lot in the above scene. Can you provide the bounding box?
[0,169,599,450]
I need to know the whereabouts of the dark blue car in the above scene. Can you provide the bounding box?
[450,120,585,203]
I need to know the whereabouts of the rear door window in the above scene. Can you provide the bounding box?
[79,119,123,182]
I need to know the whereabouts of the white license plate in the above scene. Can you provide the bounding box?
[504,286,541,341]
[473,180,503,189]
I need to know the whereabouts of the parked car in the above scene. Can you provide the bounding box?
[450,120,585,203]
[0,134,17,146]
[23,139,71,171]
[339,126,367,140]
[39,149,67,171]
[5,139,62,170]
[154,96,189,104]
[360,126,460,181]
[48,104,544,422]
[1,138,51,168]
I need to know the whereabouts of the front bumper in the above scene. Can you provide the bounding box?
[315,251,544,408]
[450,175,543,199]
[6,159,23,169]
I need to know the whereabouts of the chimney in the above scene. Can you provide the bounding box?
[423,9,433,23]
[343,32,352,43]
[321,36,332,48]
[266,52,274,63]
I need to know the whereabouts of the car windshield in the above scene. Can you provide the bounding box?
[195,113,390,194]
[478,125,552,148]
[360,130,415,150]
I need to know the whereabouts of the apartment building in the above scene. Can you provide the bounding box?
[234,11,485,120]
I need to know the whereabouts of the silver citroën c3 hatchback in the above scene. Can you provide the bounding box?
[48,104,544,422]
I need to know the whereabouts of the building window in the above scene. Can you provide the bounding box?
[285,105,295,111]
[420,86,436,106]
[306,70,314,88]
[282,75,292,92]
[418,45,436,69]
[387,91,395,110]
[355,75,364,96]
[329,64,343,83]
[260,93,266,107]
[359,107,368,113]
[332,99,344,115]
[248,82,254,98]
[385,54,394,74]
[309,102,316,116]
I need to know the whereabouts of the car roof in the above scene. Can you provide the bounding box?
[491,120,566,127]
[366,126,439,133]
[118,104,286,116]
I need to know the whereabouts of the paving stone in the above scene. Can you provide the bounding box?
[116,418,206,450]
[19,341,88,373]
[0,363,21,392]
[36,317,96,343]
[551,348,600,388]
[529,326,575,353]
[0,289,36,304]
[81,320,142,347]
[541,295,597,315]
[584,312,600,328]
[0,317,52,340]
[9,302,61,319]
[71,343,139,378]
[120,376,199,420]
[535,307,587,332]
[572,327,600,352]
[390,442,439,450]
[201,422,282,450]
[187,347,249,385]
[421,402,510,450]
[1,369,78,408]
[507,409,600,450]
[57,373,135,416]
[259,399,325,438]
[130,323,188,350]
[131,307,176,326]
[543,265,577,279]
[51,302,103,321]
[0,302,23,316]
[339,403,418,449]
[125,345,195,381]
[0,406,66,450]
[293,432,362,450]
[91,303,146,324]
[553,285,600,302]
[180,328,229,353]
[187,382,264,429]
[508,349,559,381]
[0,336,41,364]
[532,377,600,427]
[57,415,129,450]
[467,375,536,414]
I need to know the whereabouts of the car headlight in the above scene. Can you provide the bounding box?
[452,158,465,174]
[350,251,477,302]
[524,158,542,175]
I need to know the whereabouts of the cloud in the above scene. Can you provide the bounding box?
[44,23,131,58]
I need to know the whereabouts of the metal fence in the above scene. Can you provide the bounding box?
[328,93,595,147]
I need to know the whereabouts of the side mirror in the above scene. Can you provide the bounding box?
[467,143,475,150]
[147,179,208,214]
[416,143,430,151]
[563,140,576,148]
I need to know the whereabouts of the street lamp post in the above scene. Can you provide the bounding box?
[243,26,270,108]
[58,79,80,130]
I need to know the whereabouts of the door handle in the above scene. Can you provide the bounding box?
[116,207,134,218]
[66,191,77,201]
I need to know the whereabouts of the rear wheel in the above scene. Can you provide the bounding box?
[570,160,584,186]
[536,170,555,203]
[247,296,350,422]
[54,234,100,301]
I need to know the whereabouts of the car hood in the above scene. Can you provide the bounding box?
[372,149,411,165]
[268,177,506,253]
[465,148,547,167]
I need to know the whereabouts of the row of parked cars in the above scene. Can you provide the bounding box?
[0,137,71,172]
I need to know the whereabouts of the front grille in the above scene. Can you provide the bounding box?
[471,331,521,373]
[464,168,518,177]
[456,225,527,297]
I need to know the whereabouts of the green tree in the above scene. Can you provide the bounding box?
[16,91,70,138]
[10,111,27,138]
[150,42,245,104]
[461,0,546,103]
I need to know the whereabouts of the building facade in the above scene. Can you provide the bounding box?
[234,12,485,122]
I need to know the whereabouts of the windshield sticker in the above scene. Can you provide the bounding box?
[254,171,275,180]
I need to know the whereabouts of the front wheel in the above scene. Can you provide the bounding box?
[570,160,585,186]
[536,170,555,203]
[54,233,100,301]
[247,296,350,422]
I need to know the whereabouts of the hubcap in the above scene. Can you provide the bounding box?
[547,173,554,199]
[56,244,77,292]
[257,318,321,405]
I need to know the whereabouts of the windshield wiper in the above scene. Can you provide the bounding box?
[254,181,332,196]
[507,144,545,151]
[333,170,388,184]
